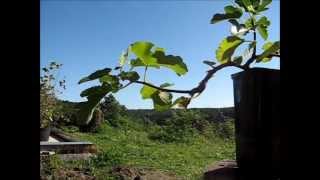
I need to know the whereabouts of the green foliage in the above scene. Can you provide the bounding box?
[131,41,158,66]
[119,48,130,67]
[77,84,112,125]
[78,68,112,84]
[62,113,235,179]
[203,60,216,67]
[149,110,200,143]
[91,151,123,167]
[256,0,272,12]
[130,42,188,76]
[99,74,121,92]
[256,41,280,62]
[100,94,127,127]
[229,19,249,37]
[141,85,184,111]
[79,108,104,133]
[244,16,256,29]
[232,56,243,65]
[152,91,173,111]
[140,85,158,99]
[235,0,271,14]
[75,0,279,125]
[210,5,243,24]
[160,83,174,88]
[172,96,191,109]
[152,47,188,76]
[256,16,270,40]
[119,71,140,82]
[40,61,66,128]
[216,36,244,64]
[80,84,111,98]
[52,100,78,127]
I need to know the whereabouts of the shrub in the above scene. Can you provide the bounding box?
[40,62,66,128]
[100,95,127,125]
[79,108,104,133]
[148,110,201,143]
[212,119,235,139]
[52,100,79,127]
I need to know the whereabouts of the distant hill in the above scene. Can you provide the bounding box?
[56,98,235,125]
[126,107,234,124]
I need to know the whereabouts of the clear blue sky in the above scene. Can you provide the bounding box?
[41,0,279,109]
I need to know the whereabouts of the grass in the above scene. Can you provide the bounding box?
[60,117,236,179]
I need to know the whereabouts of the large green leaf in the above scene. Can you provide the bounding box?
[140,84,174,111]
[152,48,188,76]
[257,25,268,40]
[256,16,270,40]
[119,71,140,82]
[257,16,270,26]
[257,0,272,12]
[242,0,256,13]
[130,41,158,66]
[172,96,191,109]
[242,41,255,61]
[130,58,160,68]
[151,91,172,111]
[130,43,187,75]
[256,41,280,62]
[210,6,243,24]
[232,56,243,65]
[78,68,112,84]
[99,75,121,93]
[77,84,112,125]
[229,19,249,36]
[237,0,271,13]
[262,41,273,50]
[99,74,118,84]
[216,36,244,64]
[140,85,158,99]
[158,91,172,105]
[80,85,110,98]
[119,48,130,67]
[244,17,256,29]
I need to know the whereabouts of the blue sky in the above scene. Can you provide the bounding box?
[41,0,279,109]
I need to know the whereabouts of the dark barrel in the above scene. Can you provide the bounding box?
[232,68,280,179]
[40,127,51,142]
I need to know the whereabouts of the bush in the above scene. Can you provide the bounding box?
[79,108,104,133]
[147,109,235,143]
[40,62,66,128]
[52,100,79,127]
[148,110,202,143]
[100,95,127,125]
[213,118,235,139]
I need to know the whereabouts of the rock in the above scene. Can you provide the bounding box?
[204,160,238,180]
[111,166,179,180]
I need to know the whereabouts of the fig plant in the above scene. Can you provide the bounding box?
[77,0,280,125]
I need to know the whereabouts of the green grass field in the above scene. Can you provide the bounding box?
[59,117,235,179]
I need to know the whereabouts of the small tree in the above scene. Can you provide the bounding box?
[76,0,279,125]
[100,94,127,122]
[40,62,66,128]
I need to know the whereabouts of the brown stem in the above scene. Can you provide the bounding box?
[134,81,192,94]
[133,61,246,96]
[268,54,280,58]
[189,61,246,96]
[244,30,257,69]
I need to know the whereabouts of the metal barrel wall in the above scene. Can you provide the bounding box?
[232,68,280,179]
